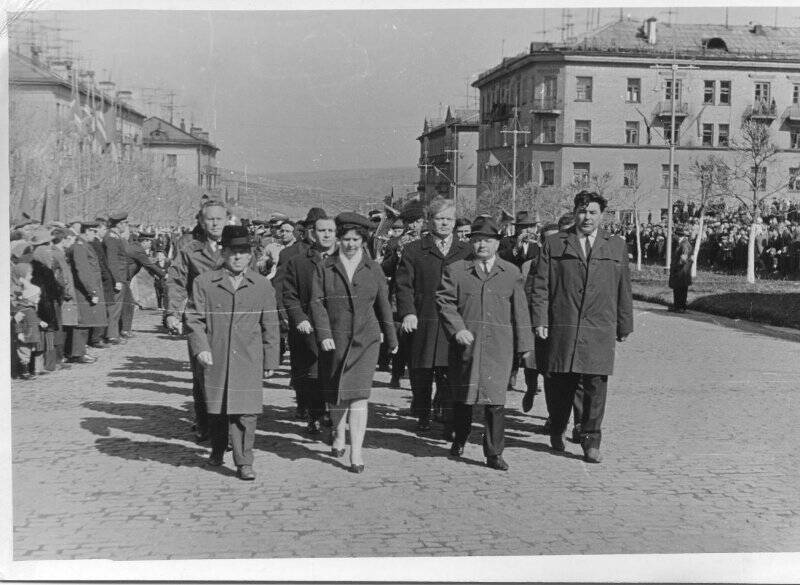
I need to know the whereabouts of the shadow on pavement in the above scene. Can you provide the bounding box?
[110,355,190,373]
[106,379,192,396]
[111,371,190,385]
[81,400,195,442]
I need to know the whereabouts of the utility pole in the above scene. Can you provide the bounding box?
[445,142,461,208]
[500,105,530,218]
[651,58,697,271]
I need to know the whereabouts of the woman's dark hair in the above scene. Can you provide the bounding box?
[336,225,370,240]
[573,190,608,213]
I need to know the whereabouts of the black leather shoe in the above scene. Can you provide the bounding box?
[449,443,464,458]
[195,431,210,443]
[348,464,365,474]
[307,420,322,435]
[68,355,96,364]
[550,435,565,452]
[571,424,583,444]
[120,331,135,338]
[89,341,110,349]
[330,447,346,458]
[522,389,535,413]
[207,454,223,467]
[583,447,603,464]
[106,337,127,345]
[238,465,256,480]
[388,376,401,389]
[486,455,509,471]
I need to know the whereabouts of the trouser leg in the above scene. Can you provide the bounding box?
[121,282,134,333]
[433,367,454,429]
[579,374,608,450]
[482,404,505,458]
[42,331,58,370]
[572,379,584,427]
[106,285,125,339]
[523,368,539,394]
[69,327,89,357]
[188,345,208,435]
[543,374,554,418]
[229,414,257,467]
[548,373,579,437]
[410,368,434,421]
[453,402,473,446]
[90,326,104,345]
[676,286,688,310]
[304,379,325,422]
[208,414,228,459]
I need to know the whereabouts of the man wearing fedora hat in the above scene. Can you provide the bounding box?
[185,225,280,480]
[436,217,536,471]
[668,226,693,313]
[499,210,541,268]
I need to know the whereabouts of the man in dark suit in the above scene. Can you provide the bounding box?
[530,190,633,464]
[395,197,472,435]
[668,226,693,313]
[282,212,335,434]
[499,210,541,268]
[88,218,117,348]
[103,211,131,342]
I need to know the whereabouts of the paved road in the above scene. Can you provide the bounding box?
[10,302,800,561]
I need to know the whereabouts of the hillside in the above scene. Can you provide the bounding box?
[222,167,419,220]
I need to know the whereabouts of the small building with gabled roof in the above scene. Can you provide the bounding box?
[142,117,220,189]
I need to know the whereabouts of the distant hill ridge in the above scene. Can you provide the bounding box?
[220,166,419,219]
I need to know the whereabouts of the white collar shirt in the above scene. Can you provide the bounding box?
[339,248,363,283]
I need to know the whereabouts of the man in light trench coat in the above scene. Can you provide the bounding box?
[529,190,633,464]
[436,218,536,471]
[185,225,280,480]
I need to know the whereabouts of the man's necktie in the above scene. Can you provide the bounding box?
[584,237,592,260]
[483,261,490,275]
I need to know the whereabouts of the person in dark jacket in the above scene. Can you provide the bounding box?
[103,211,131,342]
[498,210,541,268]
[68,222,108,363]
[185,225,280,480]
[282,212,336,434]
[310,213,398,474]
[668,226,693,313]
[436,218,536,471]
[530,190,634,464]
[394,197,472,435]
[89,218,117,348]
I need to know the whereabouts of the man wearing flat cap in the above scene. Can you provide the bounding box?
[185,225,280,480]
[436,218,536,471]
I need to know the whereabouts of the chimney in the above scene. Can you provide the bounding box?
[30,45,41,64]
[199,131,209,142]
[190,125,201,136]
[180,118,186,131]
[646,17,657,45]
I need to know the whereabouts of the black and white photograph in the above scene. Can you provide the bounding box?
[4,0,800,581]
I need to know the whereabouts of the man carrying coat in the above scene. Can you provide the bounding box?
[185,225,280,480]
[395,197,471,435]
[530,190,633,464]
[436,218,536,471]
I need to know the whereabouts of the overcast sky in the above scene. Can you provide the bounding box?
[11,4,800,174]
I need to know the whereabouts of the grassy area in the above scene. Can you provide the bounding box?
[630,264,800,330]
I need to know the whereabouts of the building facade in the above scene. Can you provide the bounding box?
[473,19,800,221]
[417,108,479,211]
[142,117,220,189]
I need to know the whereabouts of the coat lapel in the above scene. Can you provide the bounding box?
[566,229,588,265]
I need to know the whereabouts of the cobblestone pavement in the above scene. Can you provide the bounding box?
[10,303,800,561]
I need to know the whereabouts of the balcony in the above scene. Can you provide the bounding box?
[783,104,800,123]
[745,101,778,122]
[482,102,513,123]
[529,97,562,114]
[654,101,689,119]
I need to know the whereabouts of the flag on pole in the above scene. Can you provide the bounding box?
[486,152,501,167]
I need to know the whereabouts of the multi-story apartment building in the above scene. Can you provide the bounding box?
[473,19,800,221]
[142,117,220,189]
[417,107,479,210]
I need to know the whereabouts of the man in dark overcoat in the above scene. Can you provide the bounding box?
[88,218,116,348]
[166,199,229,441]
[668,226,693,313]
[530,190,633,464]
[436,218,536,471]
[499,210,541,268]
[395,197,471,434]
[185,225,280,480]
[282,213,336,434]
[67,222,108,363]
[103,211,131,342]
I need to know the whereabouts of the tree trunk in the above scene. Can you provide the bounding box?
[634,207,642,271]
[690,209,705,279]
[747,221,757,284]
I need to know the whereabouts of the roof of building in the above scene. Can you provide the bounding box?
[142,116,219,152]
[420,107,479,137]
[475,20,800,86]
[9,50,146,121]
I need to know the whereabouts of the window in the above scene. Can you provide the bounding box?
[623,164,639,187]
[703,80,715,104]
[790,168,800,191]
[543,76,557,98]
[790,129,800,149]
[661,164,679,188]
[702,123,714,146]
[718,124,730,147]
[573,162,590,187]
[719,80,731,105]
[542,118,557,143]
[665,79,682,102]
[751,166,767,190]
[574,120,591,144]
[626,78,641,103]
[662,121,677,145]
[754,82,771,103]
[625,121,639,145]
[576,77,593,101]
[793,84,800,105]
[540,161,555,186]
[166,154,177,168]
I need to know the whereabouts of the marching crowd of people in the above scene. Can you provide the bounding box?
[11,191,637,480]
